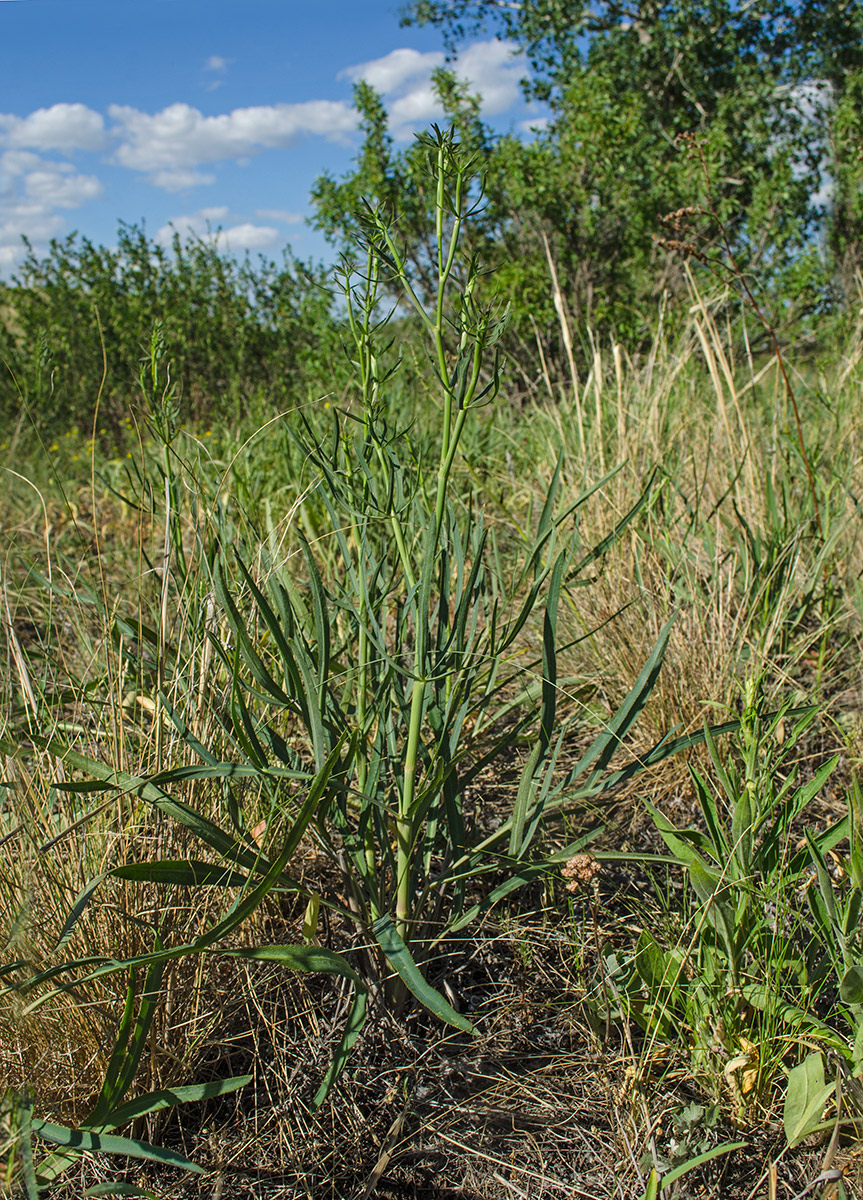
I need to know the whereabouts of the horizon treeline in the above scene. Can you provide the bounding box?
[3,0,863,433]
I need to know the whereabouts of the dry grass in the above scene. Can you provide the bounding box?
[2,303,863,1197]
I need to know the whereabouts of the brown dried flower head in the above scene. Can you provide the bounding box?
[561,853,602,893]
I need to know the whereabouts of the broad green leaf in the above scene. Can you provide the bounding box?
[840,964,863,1005]
[783,1052,835,1147]
[730,785,753,874]
[644,803,709,869]
[688,860,737,966]
[634,930,669,994]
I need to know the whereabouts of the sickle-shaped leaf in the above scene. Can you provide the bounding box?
[373,915,474,1033]
[100,1075,252,1130]
[32,1122,203,1172]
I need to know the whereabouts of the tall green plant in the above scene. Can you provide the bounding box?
[2,131,693,1187]
[205,128,693,1016]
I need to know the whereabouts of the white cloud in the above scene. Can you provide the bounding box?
[0,149,42,177]
[0,35,533,270]
[0,244,22,272]
[219,221,280,249]
[341,47,444,93]
[1,200,65,243]
[344,38,525,139]
[24,165,103,207]
[518,114,549,135]
[151,167,217,191]
[157,206,280,252]
[0,151,103,271]
[111,100,358,185]
[0,103,105,152]
[388,84,444,133]
[203,55,229,91]
[455,39,524,115]
[256,207,303,223]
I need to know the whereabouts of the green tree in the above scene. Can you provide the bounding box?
[312,0,863,375]
[0,223,338,434]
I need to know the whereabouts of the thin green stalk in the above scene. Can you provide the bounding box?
[396,675,426,939]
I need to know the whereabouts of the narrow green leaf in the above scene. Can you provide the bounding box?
[110,861,250,889]
[10,1088,39,1200]
[84,1185,161,1198]
[214,559,294,706]
[568,467,657,581]
[221,944,367,1107]
[373,916,474,1033]
[659,1142,747,1189]
[222,943,363,983]
[96,951,165,1121]
[31,1122,203,1172]
[22,738,263,872]
[54,871,110,953]
[572,617,674,784]
[642,1168,659,1200]
[313,987,368,1108]
[101,1075,252,1130]
[85,967,137,1125]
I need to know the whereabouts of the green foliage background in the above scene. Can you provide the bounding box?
[2,0,863,430]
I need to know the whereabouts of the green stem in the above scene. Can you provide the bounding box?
[396,675,426,940]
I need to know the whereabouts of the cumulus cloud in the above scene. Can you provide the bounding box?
[157,205,281,252]
[518,114,549,135]
[0,35,533,270]
[341,47,444,93]
[24,165,103,207]
[111,99,358,185]
[455,40,524,114]
[256,207,303,223]
[345,38,526,138]
[0,150,103,271]
[151,167,217,191]
[0,102,105,152]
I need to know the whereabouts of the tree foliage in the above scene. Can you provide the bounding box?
[0,223,339,433]
[311,0,863,372]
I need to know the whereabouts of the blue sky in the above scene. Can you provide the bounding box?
[0,0,544,275]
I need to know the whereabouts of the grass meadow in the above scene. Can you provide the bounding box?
[3,135,863,1198]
